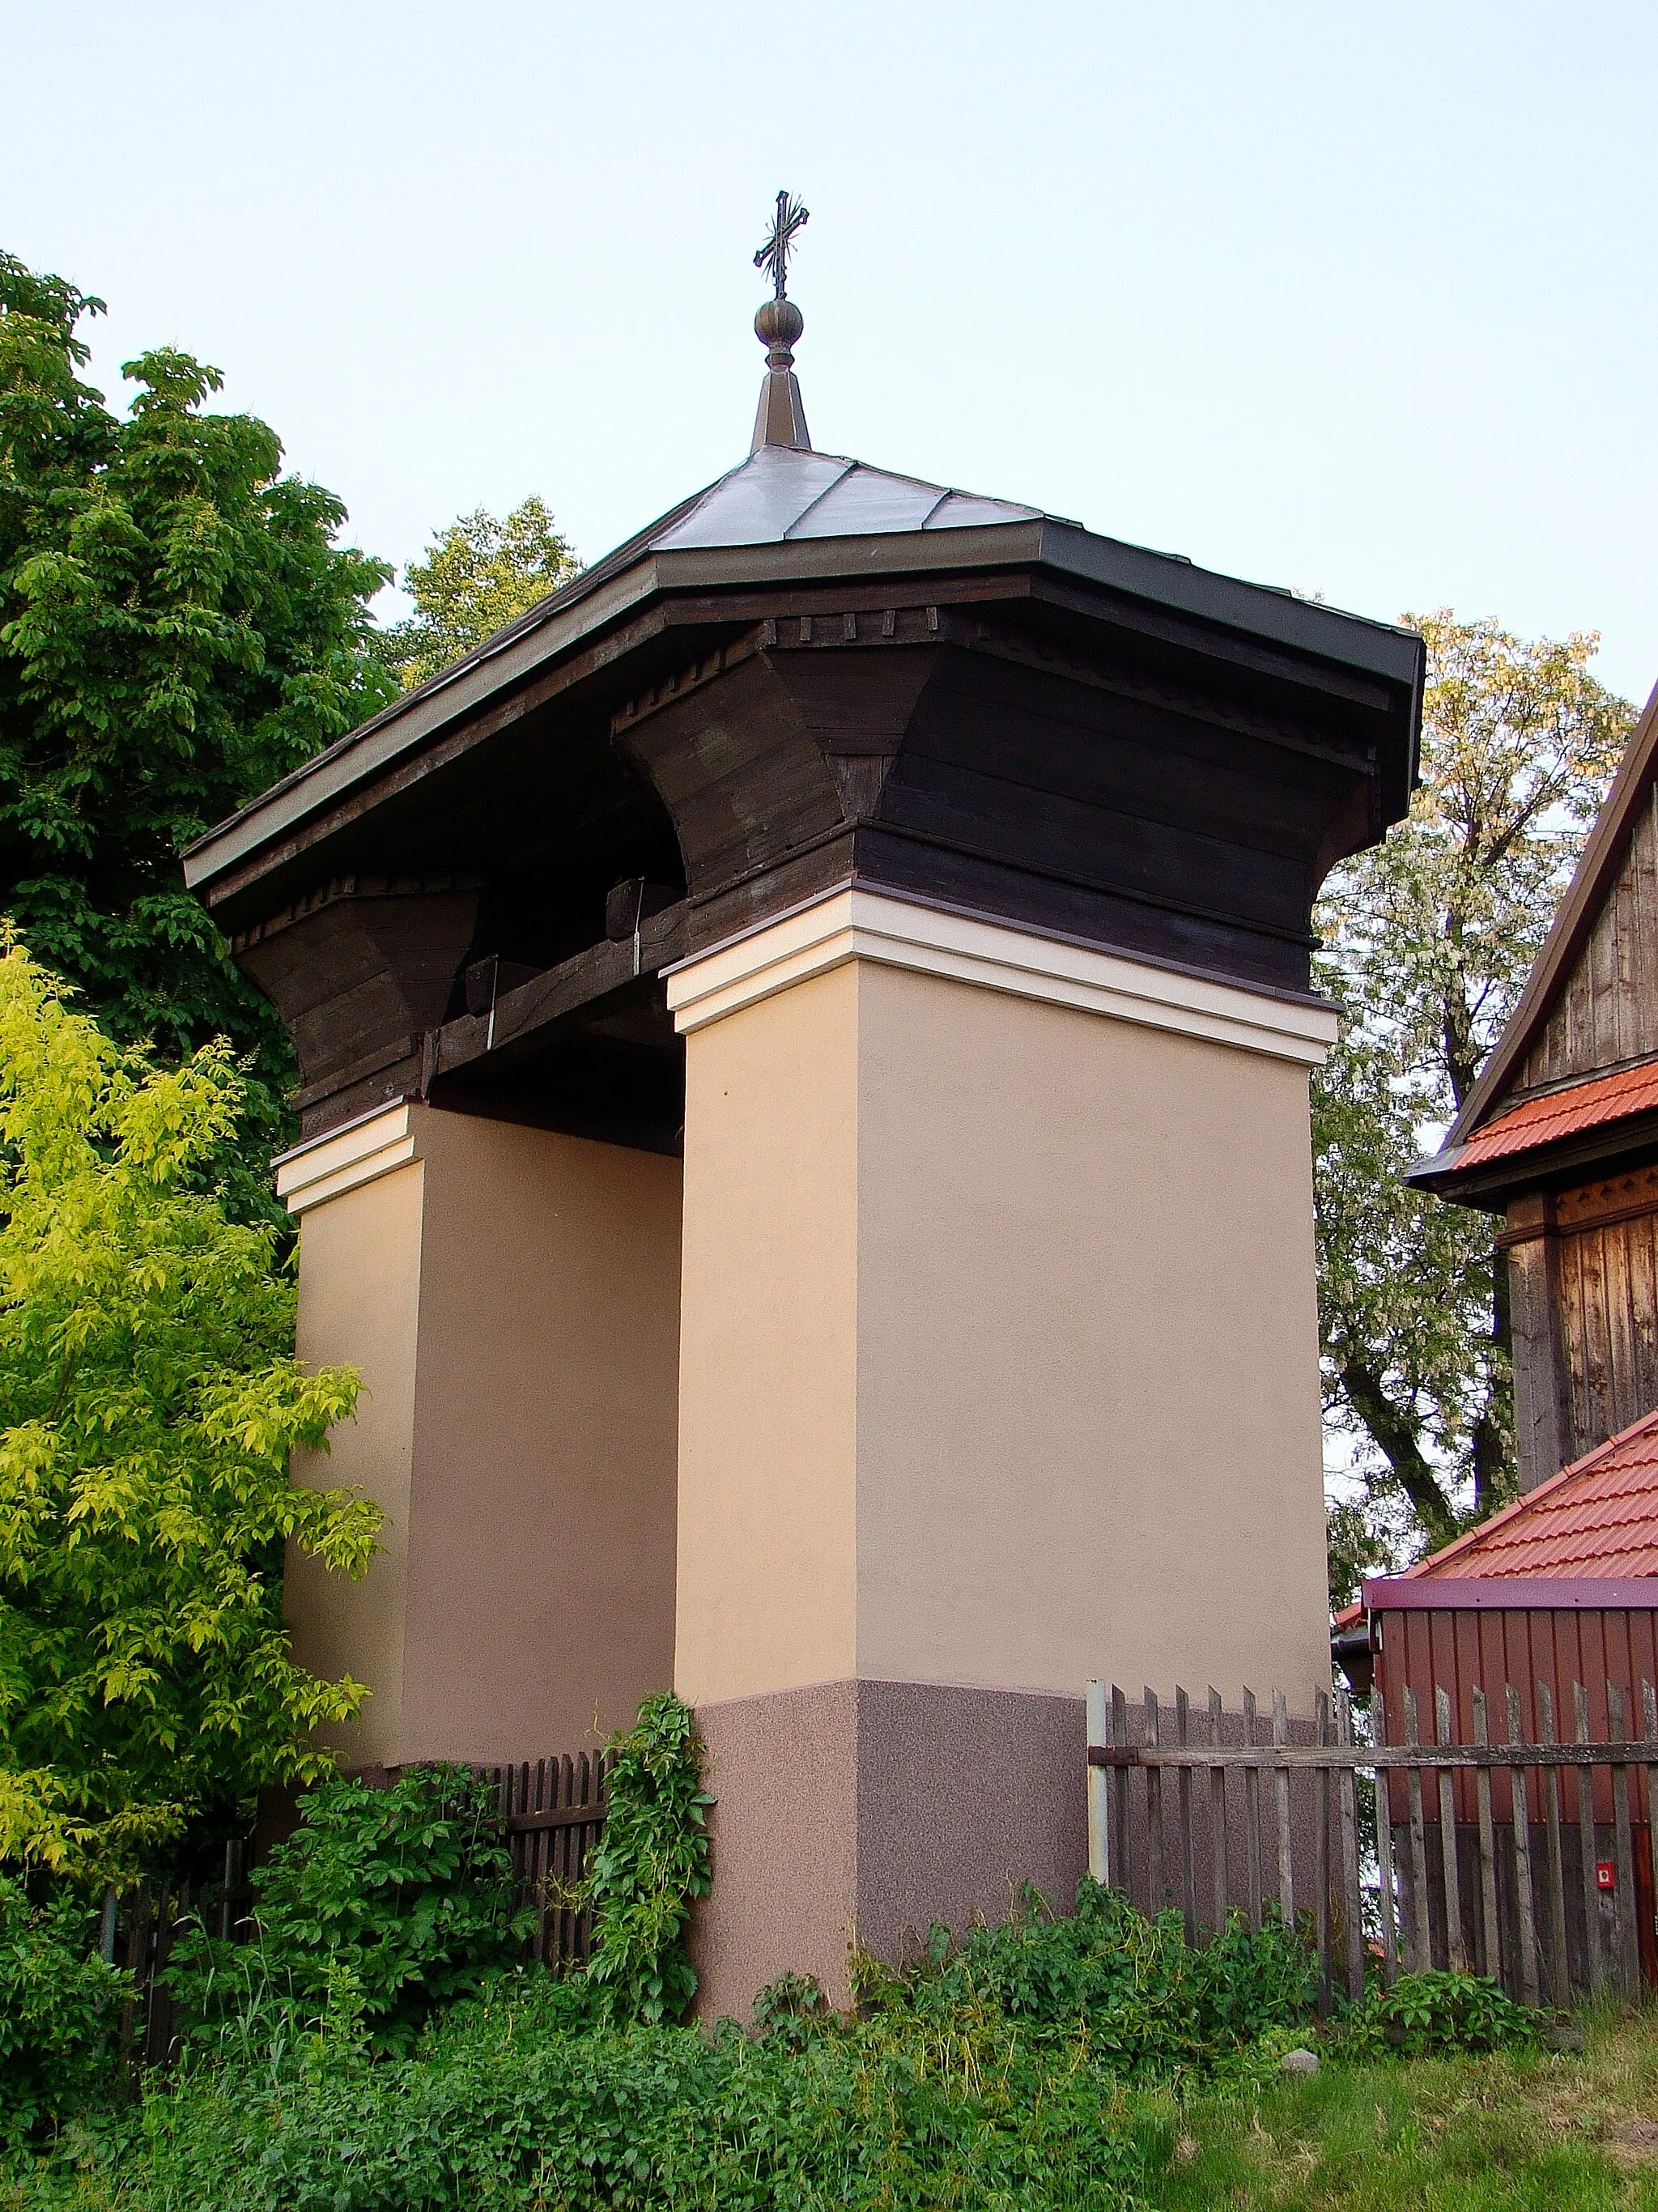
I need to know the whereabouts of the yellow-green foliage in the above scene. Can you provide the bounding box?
[376,497,580,690]
[0,937,378,1879]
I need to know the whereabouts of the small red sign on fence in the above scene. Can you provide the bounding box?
[1596,1860,1618,1891]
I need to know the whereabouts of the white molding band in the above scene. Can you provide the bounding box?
[274,1102,418,1214]
[665,889,1339,1066]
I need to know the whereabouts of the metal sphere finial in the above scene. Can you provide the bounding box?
[750,191,812,454]
[755,294,804,370]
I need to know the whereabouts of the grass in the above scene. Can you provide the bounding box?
[1137,2008,1658,2209]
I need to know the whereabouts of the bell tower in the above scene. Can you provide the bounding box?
[185,202,1422,2016]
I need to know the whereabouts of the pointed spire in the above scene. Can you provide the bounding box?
[751,190,811,453]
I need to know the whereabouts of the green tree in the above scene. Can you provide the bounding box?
[0,248,396,1200]
[0,938,378,1880]
[376,496,580,689]
[1316,614,1633,1590]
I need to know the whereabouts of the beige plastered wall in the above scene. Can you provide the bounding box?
[674,958,1331,1713]
[287,1105,682,1767]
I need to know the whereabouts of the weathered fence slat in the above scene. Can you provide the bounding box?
[1208,1686,1228,1937]
[1086,1680,1111,1886]
[1370,1688,1398,1986]
[1175,1686,1197,1943]
[1404,1685,1431,1972]
[1090,1678,1658,2011]
[1435,1687,1468,1972]
[1314,1691,1332,2011]
[1574,1682,1606,2001]
[1111,1684,1130,1892]
[1471,1687,1500,1982]
[1145,1687,1165,1908]
[1608,1682,1641,1997]
[1505,1683,1541,2009]
[1537,1682,1571,2009]
[1272,1688,1295,1925]
[1335,1689,1364,2001]
[1243,1687,1263,1933]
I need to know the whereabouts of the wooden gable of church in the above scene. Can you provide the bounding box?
[1517,781,1658,1092]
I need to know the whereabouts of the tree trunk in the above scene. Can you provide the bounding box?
[1337,1351,1459,1550]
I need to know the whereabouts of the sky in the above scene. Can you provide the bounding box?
[5,1,1657,702]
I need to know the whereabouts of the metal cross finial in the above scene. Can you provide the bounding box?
[754,190,809,300]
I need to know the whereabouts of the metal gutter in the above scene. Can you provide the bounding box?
[1364,1576,1658,1611]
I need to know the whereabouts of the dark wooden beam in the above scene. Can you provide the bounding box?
[432,899,691,1083]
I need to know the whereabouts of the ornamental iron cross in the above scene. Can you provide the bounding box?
[754,190,809,300]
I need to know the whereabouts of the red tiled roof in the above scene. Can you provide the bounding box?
[1456,1061,1658,1168]
[1392,1409,1658,1582]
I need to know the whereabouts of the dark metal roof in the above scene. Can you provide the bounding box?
[184,443,1423,895]
[653,445,1047,546]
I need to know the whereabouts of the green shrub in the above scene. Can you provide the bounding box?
[0,1874,130,2139]
[166,1764,532,2056]
[852,1880,1316,2078]
[1333,1967,1541,2059]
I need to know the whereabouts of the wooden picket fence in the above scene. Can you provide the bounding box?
[1086,1680,1658,2009]
[115,1845,256,2067]
[488,1750,610,1967]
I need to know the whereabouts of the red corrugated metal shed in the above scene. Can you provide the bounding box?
[1454,1062,1658,1169]
[1339,1414,1658,1836]
[1333,1410,1658,1644]
[1404,1409,1658,1580]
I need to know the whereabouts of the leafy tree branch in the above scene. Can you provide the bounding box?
[0,938,377,1880]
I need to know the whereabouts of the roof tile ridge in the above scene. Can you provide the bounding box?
[1409,1408,1658,1577]
[1486,1058,1658,1128]
[776,455,859,539]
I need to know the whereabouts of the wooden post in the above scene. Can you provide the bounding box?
[1111,1685,1130,1898]
[1086,1680,1110,1886]
[1315,1690,1333,2010]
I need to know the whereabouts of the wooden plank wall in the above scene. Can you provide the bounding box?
[1520,782,1658,1089]
[1556,1197,1658,1453]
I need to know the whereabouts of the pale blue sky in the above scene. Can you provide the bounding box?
[5,2,1656,701]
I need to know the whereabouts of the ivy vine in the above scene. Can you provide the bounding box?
[580,1693,713,2025]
